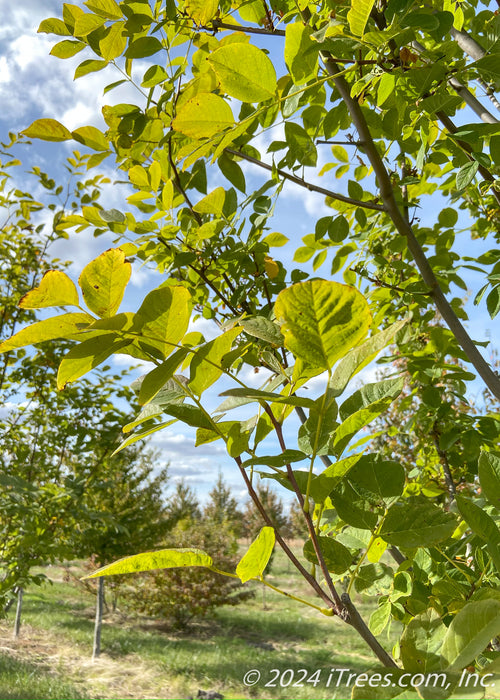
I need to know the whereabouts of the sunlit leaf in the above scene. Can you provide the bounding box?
[84,548,214,578]
[19,270,79,309]
[22,119,72,142]
[79,248,131,318]
[208,43,277,103]
[172,94,234,138]
[347,0,376,36]
[0,313,92,354]
[236,527,275,582]
[275,280,371,372]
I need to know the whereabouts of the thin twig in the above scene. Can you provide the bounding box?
[225,148,385,212]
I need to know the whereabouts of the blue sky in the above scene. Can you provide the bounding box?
[0,0,497,503]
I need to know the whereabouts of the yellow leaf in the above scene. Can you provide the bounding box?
[19,270,79,309]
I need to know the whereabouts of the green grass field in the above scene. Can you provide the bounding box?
[0,547,393,700]
[2,548,496,700]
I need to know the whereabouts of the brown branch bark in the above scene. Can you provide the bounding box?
[225,148,385,212]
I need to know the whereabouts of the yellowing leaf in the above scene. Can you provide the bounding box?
[0,313,92,354]
[72,125,109,151]
[275,280,372,372]
[22,119,72,142]
[208,43,277,103]
[99,21,126,61]
[19,270,79,309]
[172,94,234,138]
[57,334,130,389]
[84,0,122,19]
[284,23,318,85]
[193,187,226,216]
[50,40,86,59]
[264,256,279,279]
[83,548,214,578]
[133,286,191,357]
[184,0,218,24]
[79,248,131,318]
[347,0,376,36]
[236,527,275,583]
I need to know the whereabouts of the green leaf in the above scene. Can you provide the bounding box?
[441,599,500,670]
[99,21,127,61]
[50,40,86,58]
[330,485,378,530]
[400,608,447,673]
[490,135,500,166]
[377,73,395,107]
[284,23,318,85]
[132,286,191,357]
[242,450,307,469]
[331,398,393,456]
[284,122,317,167]
[275,280,371,372]
[158,402,214,430]
[19,270,79,309]
[339,377,404,421]
[184,0,218,24]
[369,600,392,636]
[138,348,191,406]
[72,125,109,151]
[209,44,276,103]
[235,0,264,24]
[84,0,122,19]
[236,527,275,582]
[347,454,405,501]
[303,536,353,574]
[456,495,500,545]
[79,248,131,318]
[456,160,479,190]
[479,451,500,509]
[219,388,316,409]
[329,320,407,397]
[84,548,214,578]
[22,119,72,142]
[172,94,234,138]
[347,0,376,36]
[218,153,246,193]
[380,501,458,548]
[239,316,284,346]
[189,328,241,396]
[57,334,130,389]
[0,313,92,354]
[38,17,72,35]
[309,454,363,502]
[487,286,500,318]
[126,37,163,59]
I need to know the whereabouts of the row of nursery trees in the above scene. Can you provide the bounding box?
[1,0,500,695]
[0,164,294,636]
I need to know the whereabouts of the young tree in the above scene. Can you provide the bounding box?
[204,471,243,536]
[243,482,290,540]
[4,0,500,686]
[167,479,202,527]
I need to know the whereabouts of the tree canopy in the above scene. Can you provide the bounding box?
[2,0,500,690]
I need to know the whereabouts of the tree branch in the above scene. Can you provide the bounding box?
[262,404,343,611]
[341,593,399,668]
[211,19,285,36]
[316,53,500,400]
[224,148,386,212]
[234,456,337,610]
[411,40,498,125]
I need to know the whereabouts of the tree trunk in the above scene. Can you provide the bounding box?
[92,578,104,660]
[13,587,23,639]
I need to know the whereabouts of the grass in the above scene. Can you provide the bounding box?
[3,547,491,700]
